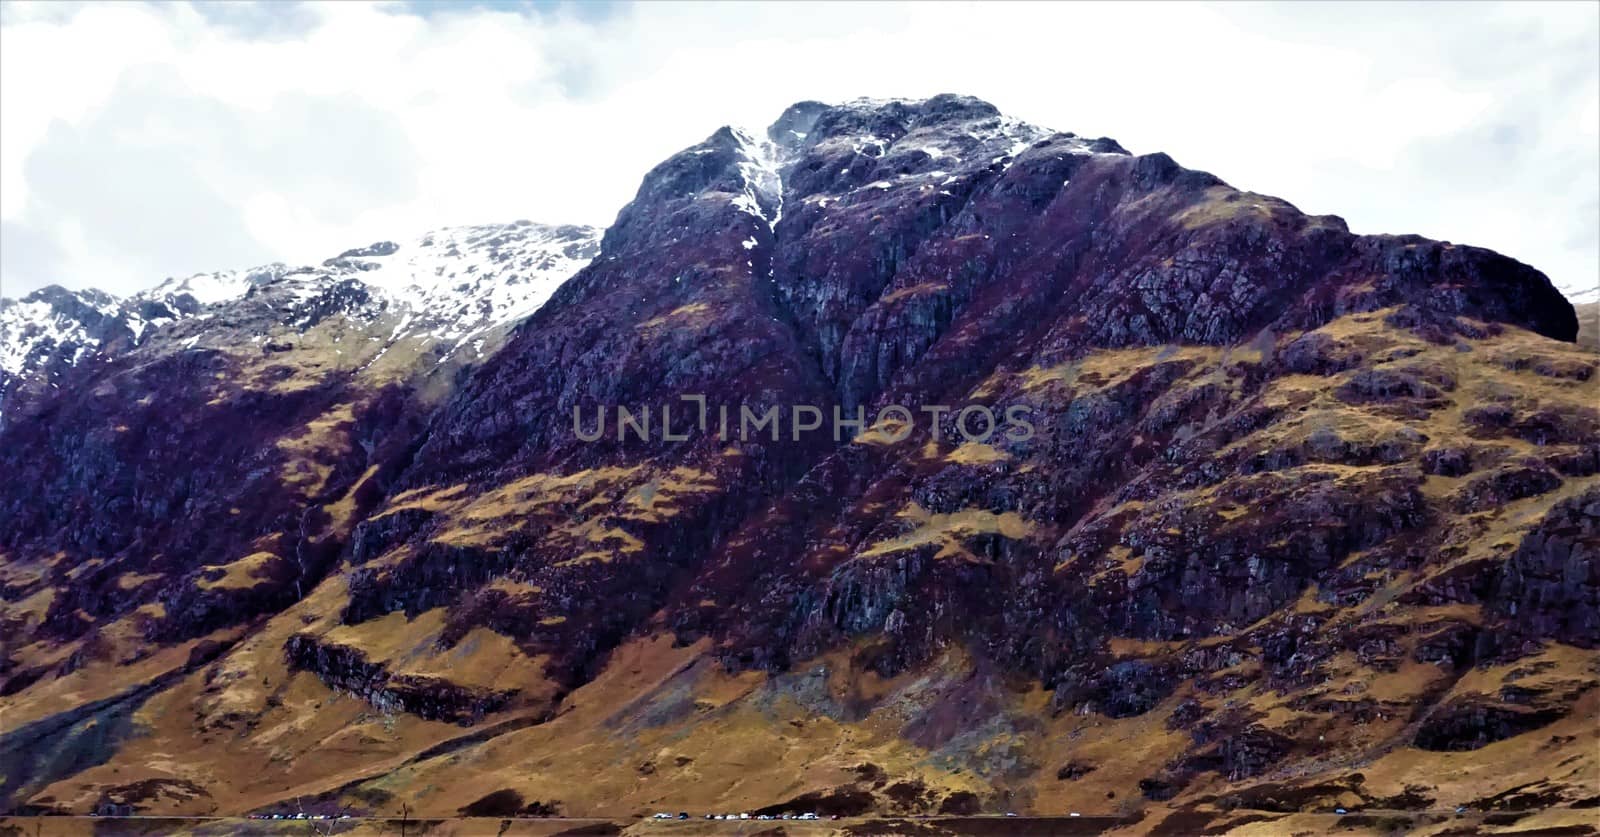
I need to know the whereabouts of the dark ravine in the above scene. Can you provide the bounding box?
[0,95,1594,819]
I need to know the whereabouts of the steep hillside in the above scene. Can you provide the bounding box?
[0,97,1592,826]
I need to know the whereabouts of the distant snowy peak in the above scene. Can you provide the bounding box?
[0,220,601,415]
[127,221,601,340]
[0,285,126,377]
[139,264,292,309]
[313,221,601,341]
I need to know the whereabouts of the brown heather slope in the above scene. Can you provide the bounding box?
[0,96,1594,825]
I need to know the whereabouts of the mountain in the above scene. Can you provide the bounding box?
[0,95,1594,830]
[0,221,599,423]
[1,285,146,421]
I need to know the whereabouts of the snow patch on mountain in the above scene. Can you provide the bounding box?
[731,128,787,229]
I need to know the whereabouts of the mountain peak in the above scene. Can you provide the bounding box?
[13,284,118,308]
[765,94,1057,156]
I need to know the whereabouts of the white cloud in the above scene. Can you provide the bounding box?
[1,0,1595,302]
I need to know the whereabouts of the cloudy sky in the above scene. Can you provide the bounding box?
[1,0,1596,302]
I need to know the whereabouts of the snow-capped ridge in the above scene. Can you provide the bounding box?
[312,221,601,342]
[140,264,292,308]
[1,220,601,416]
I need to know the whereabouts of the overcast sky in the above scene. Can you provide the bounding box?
[1,0,1596,302]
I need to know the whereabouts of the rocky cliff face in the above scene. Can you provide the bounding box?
[0,96,1593,823]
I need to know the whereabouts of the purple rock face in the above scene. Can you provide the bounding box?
[0,95,1592,817]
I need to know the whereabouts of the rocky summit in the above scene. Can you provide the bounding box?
[0,95,1594,828]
